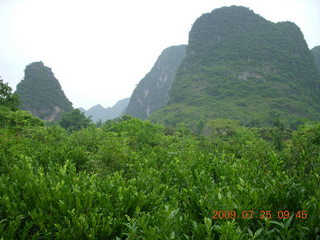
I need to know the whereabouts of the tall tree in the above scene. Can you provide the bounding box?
[0,77,19,110]
[59,109,91,132]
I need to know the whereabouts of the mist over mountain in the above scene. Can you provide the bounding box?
[11,7,320,128]
[15,62,73,121]
[151,6,320,128]
[125,45,186,119]
[83,98,129,123]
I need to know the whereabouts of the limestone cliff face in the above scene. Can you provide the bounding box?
[125,45,186,119]
[27,105,62,121]
[15,62,73,121]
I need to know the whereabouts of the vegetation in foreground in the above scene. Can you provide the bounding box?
[1,79,320,239]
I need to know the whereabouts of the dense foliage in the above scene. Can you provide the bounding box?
[125,45,186,119]
[312,46,320,74]
[1,96,320,239]
[151,7,320,128]
[0,78,19,111]
[0,78,43,129]
[1,6,320,240]
[15,62,73,121]
[59,109,92,132]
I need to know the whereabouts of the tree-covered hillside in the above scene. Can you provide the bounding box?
[312,46,320,74]
[125,45,186,119]
[151,6,320,129]
[15,62,73,121]
[1,80,320,239]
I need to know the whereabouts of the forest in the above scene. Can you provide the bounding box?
[1,79,320,239]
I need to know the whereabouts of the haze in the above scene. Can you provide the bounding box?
[0,0,319,109]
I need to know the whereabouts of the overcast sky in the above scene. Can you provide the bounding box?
[0,0,319,109]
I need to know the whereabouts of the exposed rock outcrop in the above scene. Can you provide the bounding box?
[125,45,186,119]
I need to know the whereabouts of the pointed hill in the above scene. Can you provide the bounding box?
[84,98,129,123]
[151,6,320,128]
[125,45,186,119]
[15,62,73,121]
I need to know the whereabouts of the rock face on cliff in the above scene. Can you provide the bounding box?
[16,62,73,121]
[312,46,320,74]
[83,98,129,123]
[125,45,186,119]
[151,6,320,128]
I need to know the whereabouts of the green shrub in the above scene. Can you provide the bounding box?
[0,116,319,239]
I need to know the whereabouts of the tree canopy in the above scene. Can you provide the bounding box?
[0,77,19,111]
[59,109,92,132]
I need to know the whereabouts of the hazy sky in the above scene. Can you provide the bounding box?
[0,0,319,109]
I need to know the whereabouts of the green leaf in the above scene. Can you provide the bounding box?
[270,221,285,228]
[204,217,212,229]
[284,215,294,229]
[218,192,222,200]
[254,228,263,238]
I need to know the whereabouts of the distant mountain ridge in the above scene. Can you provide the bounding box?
[15,62,73,121]
[150,6,320,128]
[125,45,186,119]
[82,98,129,122]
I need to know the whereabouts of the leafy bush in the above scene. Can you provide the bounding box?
[0,78,19,111]
[59,109,91,132]
[0,115,319,239]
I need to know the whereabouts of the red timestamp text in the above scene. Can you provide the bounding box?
[212,210,307,220]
